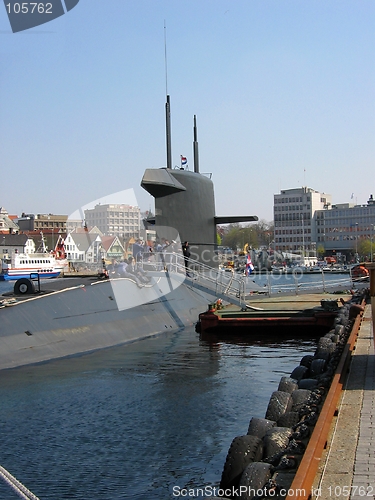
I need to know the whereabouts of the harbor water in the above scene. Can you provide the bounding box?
[0,325,316,500]
[0,274,350,499]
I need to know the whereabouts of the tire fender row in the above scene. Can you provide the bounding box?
[216,291,366,500]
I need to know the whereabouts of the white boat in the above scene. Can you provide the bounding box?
[0,251,66,281]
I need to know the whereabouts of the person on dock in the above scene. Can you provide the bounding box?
[116,259,145,287]
[246,250,254,276]
[106,258,117,276]
[132,239,144,264]
[126,256,149,284]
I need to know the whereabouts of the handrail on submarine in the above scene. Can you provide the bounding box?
[141,252,247,309]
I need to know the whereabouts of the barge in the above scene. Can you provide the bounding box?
[197,294,347,337]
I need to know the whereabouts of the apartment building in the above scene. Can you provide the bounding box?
[84,203,141,240]
[274,187,331,255]
[316,195,375,257]
[17,213,68,232]
[274,187,375,259]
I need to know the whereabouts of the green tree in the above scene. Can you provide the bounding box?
[222,224,241,250]
[358,239,373,261]
[317,244,325,259]
[221,220,274,251]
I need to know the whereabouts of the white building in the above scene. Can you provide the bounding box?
[84,204,141,240]
[64,232,102,264]
[0,234,35,258]
[274,187,332,255]
[0,207,19,234]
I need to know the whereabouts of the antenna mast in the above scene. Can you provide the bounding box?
[164,20,168,96]
[164,21,172,169]
[193,115,199,173]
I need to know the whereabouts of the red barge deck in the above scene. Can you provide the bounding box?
[197,293,347,336]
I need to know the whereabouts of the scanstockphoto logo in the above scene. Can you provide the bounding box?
[109,224,185,312]
[3,0,79,33]
[68,189,185,313]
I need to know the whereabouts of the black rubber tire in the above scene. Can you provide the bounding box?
[270,469,299,495]
[334,316,343,325]
[310,358,326,377]
[300,355,314,368]
[317,337,333,348]
[291,389,311,413]
[247,417,276,438]
[278,376,298,394]
[14,278,35,295]
[336,308,349,321]
[334,324,345,336]
[263,427,293,459]
[290,365,309,381]
[314,349,330,361]
[315,337,336,356]
[324,332,339,343]
[220,435,263,490]
[298,378,318,390]
[277,411,300,428]
[265,391,293,422]
[315,343,335,361]
[238,462,273,500]
[323,332,336,341]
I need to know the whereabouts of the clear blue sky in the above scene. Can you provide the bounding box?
[0,0,374,222]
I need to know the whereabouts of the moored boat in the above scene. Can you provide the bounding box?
[0,251,66,280]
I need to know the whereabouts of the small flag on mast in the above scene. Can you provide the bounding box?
[351,193,354,199]
[181,156,187,168]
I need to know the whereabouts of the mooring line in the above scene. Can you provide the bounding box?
[0,465,40,500]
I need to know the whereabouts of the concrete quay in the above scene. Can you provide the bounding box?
[312,303,375,499]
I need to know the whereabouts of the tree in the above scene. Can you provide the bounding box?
[221,220,273,251]
[317,244,325,259]
[222,224,241,250]
[358,239,372,261]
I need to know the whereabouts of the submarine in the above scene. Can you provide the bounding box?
[0,96,258,371]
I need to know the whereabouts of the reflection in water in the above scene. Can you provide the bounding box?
[0,327,316,499]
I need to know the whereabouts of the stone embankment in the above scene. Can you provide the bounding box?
[211,291,366,500]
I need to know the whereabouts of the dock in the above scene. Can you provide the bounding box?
[308,263,375,499]
[310,302,374,499]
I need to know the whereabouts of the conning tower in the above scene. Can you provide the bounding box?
[141,96,258,266]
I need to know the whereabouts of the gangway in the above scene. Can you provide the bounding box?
[143,253,250,309]
[185,258,249,309]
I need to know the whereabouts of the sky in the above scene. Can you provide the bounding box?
[0,0,374,223]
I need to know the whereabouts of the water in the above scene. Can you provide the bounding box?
[0,326,316,500]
